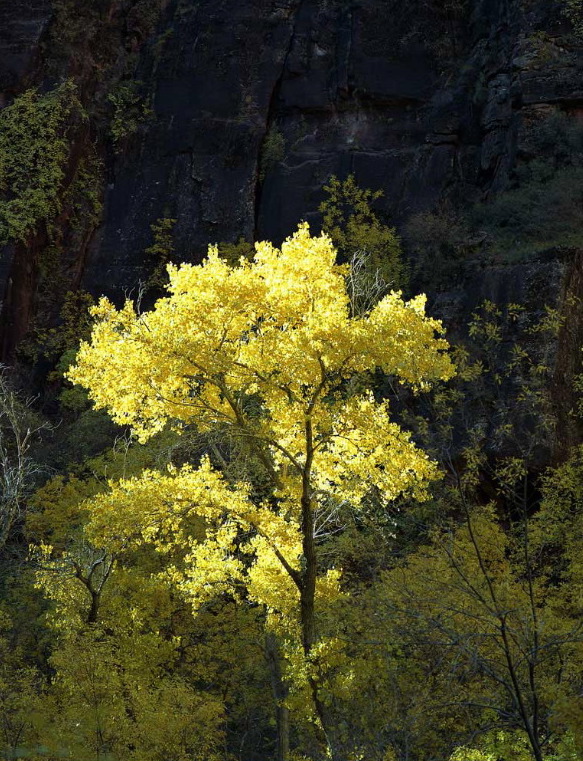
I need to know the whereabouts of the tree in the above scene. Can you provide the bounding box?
[563,0,583,39]
[0,610,46,760]
[0,372,47,553]
[0,81,84,245]
[35,547,226,761]
[68,223,454,759]
[319,175,406,302]
[29,438,269,761]
[349,301,582,761]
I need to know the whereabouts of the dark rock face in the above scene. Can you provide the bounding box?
[86,0,303,296]
[2,0,583,365]
[0,0,51,97]
[87,0,463,295]
[83,0,582,300]
[85,0,479,296]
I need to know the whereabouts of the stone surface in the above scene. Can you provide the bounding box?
[3,0,583,374]
[0,0,51,96]
[85,0,303,297]
[83,0,580,298]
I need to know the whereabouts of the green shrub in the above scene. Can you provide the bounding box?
[64,150,104,232]
[320,174,406,295]
[471,164,583,258]
[563,0,583,38]
[521,111,583,168]
[259,126,285,181]
[0,81,84,244]
[46,0,101,65]
[146,217,176,288]
[127,0,167,40]
[405,204,471,289]
[19,289,96,367]
[217,237,254,266]
[108,80,152,148]
[469,112,583,259]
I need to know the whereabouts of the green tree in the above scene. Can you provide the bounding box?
[319,175,406,305]
[563,0,583,38]
[145,217,176,289]
[352,302,579,761]
[29,438,266,761]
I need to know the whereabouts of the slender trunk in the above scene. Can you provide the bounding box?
[87,589,100,624]
[265,632,290,761]
[300,491,317,657]
[299,489,337,760]
[499,622,543,761]
[522,476,541,755]
[277,704,290,761]
[463,501,544,761]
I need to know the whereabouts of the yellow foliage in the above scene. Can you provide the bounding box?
[69,223,452,441]
[67,223,454,743]
[44,625,224,761]
[69,223,453,600]
[0,611,46,758]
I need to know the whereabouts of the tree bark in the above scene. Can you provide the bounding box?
[299,486,337,760]
[265,632,290,761]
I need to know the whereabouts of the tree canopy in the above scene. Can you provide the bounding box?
[68,222,454,759]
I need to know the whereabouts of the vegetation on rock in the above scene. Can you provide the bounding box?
[0,82,84,244]
[320,175,407,295]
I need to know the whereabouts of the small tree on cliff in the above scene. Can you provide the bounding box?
[68,223,454,759]
[320,174,406,298]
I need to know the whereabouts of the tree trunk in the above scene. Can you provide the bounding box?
[265,632,290,761]
[299,491,338,760]
[277,704,290,761]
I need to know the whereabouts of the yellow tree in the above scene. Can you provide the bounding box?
[29,446,268,761]
[69,223,454,757]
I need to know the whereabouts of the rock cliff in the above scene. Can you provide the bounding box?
[1,0,583,425]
